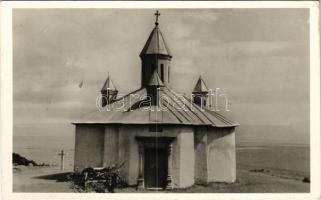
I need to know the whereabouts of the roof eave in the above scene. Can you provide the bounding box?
[71,121,239,128]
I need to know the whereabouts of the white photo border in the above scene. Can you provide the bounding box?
[1,1,320,200]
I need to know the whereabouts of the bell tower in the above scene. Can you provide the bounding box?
[140,11,172,87]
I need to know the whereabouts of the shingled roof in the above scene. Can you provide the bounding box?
[74,87,238,127]
[140,26,172,57]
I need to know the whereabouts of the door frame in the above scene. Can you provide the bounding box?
[135,136,175,189]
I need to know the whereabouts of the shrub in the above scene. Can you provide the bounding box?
[13,153,38,166]
[69,162,127,193]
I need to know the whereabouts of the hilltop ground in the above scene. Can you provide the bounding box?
[13,145,310,193]
[13,164,309,193]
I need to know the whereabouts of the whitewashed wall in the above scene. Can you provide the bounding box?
[207,128,236,182]
[74,124,236,187]
[74,125,104,170]
[194,127,236,183]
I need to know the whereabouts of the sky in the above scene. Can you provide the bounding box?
[13,9,310,148]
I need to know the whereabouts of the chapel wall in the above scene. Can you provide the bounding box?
[74,125,105,171]
[194,128,208,184]
[103,125,119,167]
[175,126,195,188]
[206,127,236,182]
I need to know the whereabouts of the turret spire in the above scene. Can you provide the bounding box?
[101,74,117,92]
[148,70,164,87]
[100,74,118,107]
[193,75,209,93]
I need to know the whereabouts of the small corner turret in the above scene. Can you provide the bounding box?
[100,74,118,107]
[192,76,209,107]
[147,70,164,106]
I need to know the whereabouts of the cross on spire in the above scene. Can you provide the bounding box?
[154,10,160,26]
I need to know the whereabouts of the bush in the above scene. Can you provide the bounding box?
[69,162,127,193]
[302,177,310,183]
[13,153,38,166]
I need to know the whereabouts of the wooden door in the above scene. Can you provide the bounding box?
[144,148,168,189]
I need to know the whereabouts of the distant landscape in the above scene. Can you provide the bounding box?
[13,131,310,193]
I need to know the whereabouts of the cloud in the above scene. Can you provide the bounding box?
[218,41,305,57]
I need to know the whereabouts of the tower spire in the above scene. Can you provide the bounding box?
[140,11,171,87]
[154,10,160,26]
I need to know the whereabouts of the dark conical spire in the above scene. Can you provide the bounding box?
[193,76,209,93]
[101,75,117,92]
[140,27,171,57]
[140,11,171,57]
